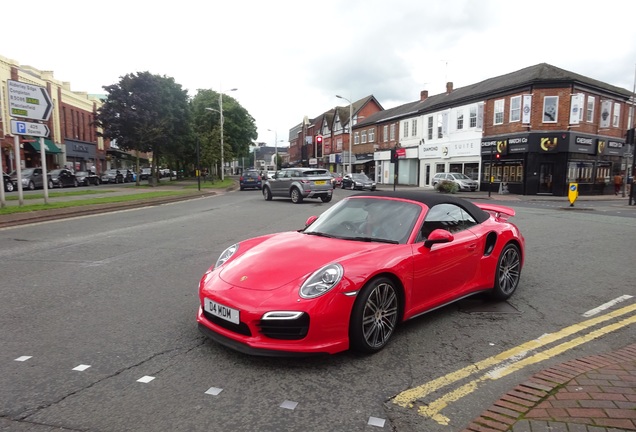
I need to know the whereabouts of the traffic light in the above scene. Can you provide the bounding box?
[316,135,323,146]
[495,153,501,160]
[390,148,398,163]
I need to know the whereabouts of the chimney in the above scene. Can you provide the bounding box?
[420,90,428,101]
[446,82,453,94]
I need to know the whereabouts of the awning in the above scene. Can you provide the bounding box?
[29,139,62,154]
[353,158,374,164]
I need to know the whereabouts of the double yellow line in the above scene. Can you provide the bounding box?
[392,302,636,425]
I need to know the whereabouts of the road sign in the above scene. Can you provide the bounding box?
[10,119,50,137]
[7,79,53,121]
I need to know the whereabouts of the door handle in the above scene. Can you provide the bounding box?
[467,244,477,251]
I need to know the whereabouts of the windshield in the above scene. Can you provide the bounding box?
[50,170,62,175]
[21,169,35,176]
[352,173,370,181]
[450,173,471,180]
[304,197,421,244]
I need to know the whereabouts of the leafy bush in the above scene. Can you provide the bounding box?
[435,180,458,194]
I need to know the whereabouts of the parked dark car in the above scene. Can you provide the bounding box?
[50,169,79,188]
[3,172,14,192]
[341,173,377,191]
[10,168,53,190]
[239,170,262,191]
[75,171,100,186]
[101,169,124,184]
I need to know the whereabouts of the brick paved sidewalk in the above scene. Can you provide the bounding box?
[463,344,636,432]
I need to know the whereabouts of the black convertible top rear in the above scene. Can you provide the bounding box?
[353,190,490,224]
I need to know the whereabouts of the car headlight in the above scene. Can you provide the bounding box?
[215,244,239,269]
[299,263,343,299]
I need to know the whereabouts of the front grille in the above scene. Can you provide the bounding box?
[202,310,251,336]
[258,313,310,340]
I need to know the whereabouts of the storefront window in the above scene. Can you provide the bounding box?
[482,160,523,182]
[567,161,594,183]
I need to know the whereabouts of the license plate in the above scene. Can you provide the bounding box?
[204,298,240,324]
[314,180,326,185]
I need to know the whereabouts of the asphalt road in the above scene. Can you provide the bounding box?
[0,188,634,431]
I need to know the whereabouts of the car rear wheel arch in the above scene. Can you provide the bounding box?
[490,242,522,301]
[290,187,303,203]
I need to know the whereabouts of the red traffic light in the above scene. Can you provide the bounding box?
[495,153,501,159]
[316,135,323,144]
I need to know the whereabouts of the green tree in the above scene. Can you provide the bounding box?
[190,89,257,178]
[95,71,191,184]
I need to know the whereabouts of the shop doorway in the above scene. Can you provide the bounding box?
[425,164,430,185]
[539,163,554,194]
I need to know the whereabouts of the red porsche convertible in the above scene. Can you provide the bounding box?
[197,190,525,356]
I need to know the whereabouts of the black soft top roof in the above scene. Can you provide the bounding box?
[353,190,490,224]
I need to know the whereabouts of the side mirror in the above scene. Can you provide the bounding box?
[424,229,454,248]
[305,216,318,227]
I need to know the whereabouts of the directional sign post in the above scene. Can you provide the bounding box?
[10,119,50,137]
[7,79,53,121]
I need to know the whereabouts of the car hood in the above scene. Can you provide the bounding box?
[218,231,388,291]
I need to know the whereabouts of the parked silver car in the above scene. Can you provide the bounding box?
[432,172,479,191]
[10,168,53,190]
[262,168,333,203]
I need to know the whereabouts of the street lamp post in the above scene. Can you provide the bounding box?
[267,128,278,169]
[205,88,236,181]
[336,95,353,174]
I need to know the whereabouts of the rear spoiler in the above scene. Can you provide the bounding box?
[475,203,516,219]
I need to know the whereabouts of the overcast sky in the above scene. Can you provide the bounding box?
[4,0,636,147]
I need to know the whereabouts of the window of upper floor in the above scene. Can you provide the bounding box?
[613,102,621,127]
[412,119,417,137]
[361,130,367,143]
[470,106,477,128]
[510,96,521,122]
[456,110,464,130]
[427,116,433,140]
[383,125,388,142]
[368,128,375,142]
[494,99,504,125]
[334,114,342,132]
[586,96,595,123]
[390,124,396,141]
[543,96,558,123]
[403,121,409,138]
[354,131,359,145]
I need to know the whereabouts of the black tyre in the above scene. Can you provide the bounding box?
[290,187,303,204]
[490,243,521,300]
[5,181,14,192]
[28,181,35,191]
[350,183,355,190]
[341,183,346,189]
[320,196,332,203]
[349,277,399,354]
[48,180,53,189]
[73,179,78,187]
[263,186,273,201]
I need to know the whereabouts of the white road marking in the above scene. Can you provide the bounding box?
[583,295,633,317]
[280,400,298,410]
[72,364,91,371]
[204,387,223,396]
[368,416,386,427]
[137,375,155,383]
[14,356,32,362]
